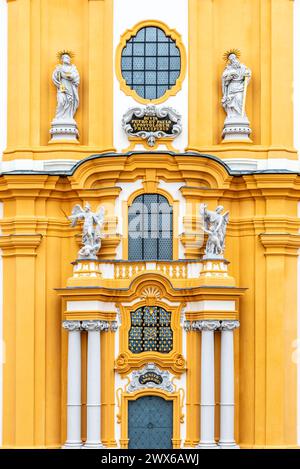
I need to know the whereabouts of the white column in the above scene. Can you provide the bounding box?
[193,320,220,449]
[82,320,110,449]
[62,320,83,449]
[218,320,240,449]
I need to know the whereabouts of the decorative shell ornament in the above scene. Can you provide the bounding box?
[140,286,162,301]
[223,48,241,62]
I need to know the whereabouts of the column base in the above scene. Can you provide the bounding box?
[83,442,105,449]
[62,441,83,449]
[195,442,220,449]
[218,442,240,449]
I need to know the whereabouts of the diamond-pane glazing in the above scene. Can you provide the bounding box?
[129,306,173,354]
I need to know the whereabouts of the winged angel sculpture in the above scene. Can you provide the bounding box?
[200,204,229,258]
[69,203,105,259]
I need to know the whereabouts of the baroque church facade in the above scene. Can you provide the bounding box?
[0,0,299,449]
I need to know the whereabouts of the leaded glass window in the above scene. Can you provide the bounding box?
[129,306,173,354]
[121,26,181,100]
[128,194,173,261]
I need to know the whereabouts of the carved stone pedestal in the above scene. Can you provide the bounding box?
[199,258,235,287]
[222,115,252,142]
[67,260,102,287]
[49,119,79,143]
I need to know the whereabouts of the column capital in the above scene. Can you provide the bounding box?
[62,320,82,331]
[82,320,110,332]
[183,320,192,332]
[110,321,118,332]
[191,320,221,332]
[220,320,240,331]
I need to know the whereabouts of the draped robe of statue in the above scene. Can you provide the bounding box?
[221,52,252,141]
[50,53,80,141]
[52,58,80,123]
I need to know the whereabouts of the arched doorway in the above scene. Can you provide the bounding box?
[128,395,173,449]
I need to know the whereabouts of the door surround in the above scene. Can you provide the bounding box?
[118,389,182,449]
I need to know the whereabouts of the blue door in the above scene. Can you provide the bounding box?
[128,396,173,449]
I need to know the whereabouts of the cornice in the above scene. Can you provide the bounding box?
[259,233,300,256]
[0,234,43,257]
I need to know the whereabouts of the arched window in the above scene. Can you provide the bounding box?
[129,306,173,354]
[128,194,173,261]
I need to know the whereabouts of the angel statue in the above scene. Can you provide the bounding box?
[69,203,105,259]
[199,204,229,259]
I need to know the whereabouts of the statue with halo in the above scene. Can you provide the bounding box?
[69,203,105,259]
[49,50,80,142]
[221,49,252,142]
[200,204,229,259]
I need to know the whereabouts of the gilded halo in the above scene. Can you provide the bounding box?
[56,49,75,61]
[223,48,241,62]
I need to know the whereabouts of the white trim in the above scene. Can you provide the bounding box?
[67,301,116,312]
[185,300,236,313]
[0,157,300,175]
[0,159,76,173]
[223,158,300,172]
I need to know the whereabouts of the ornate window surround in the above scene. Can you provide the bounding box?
[128,306,173,354]
[115,20,187,105]
[115,299,184,376]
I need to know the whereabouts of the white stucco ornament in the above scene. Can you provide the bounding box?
[69,203,105,260]
[200,203,229,259]
[122,105,182,147]
[221,49,252,141]
[127,363,175,393]
[49,50,80,142]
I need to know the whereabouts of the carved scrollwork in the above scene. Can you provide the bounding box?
[127,363,175,393]
[62,320,81,331]
[82,320,110,332]
[122,105,182,147]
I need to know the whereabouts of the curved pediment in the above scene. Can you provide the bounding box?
[67,151,234,191]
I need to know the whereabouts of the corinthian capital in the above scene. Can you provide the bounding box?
[220,320,240,331]
[190,320,221,332]
[110,321,118,332]
[62,320,82,332]
[82,320,110,332]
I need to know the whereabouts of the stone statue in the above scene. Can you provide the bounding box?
[200,204,229,259]
[69,203,105,259]
[49,50,80,142]
[221,49,252,141]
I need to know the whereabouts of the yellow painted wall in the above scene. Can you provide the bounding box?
[5,0,115,161]
[188,0,296,159]
[0,155,299,448]
[0,0,299,449]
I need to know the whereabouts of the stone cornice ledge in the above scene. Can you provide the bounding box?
[259,233,300,256]
[0,234,43,257]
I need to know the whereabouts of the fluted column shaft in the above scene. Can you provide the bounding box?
[62,321,82,449]
[219,320,240,449]
[82,320,110,449]
[192,320,220,449]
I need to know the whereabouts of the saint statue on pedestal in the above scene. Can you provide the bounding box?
[49,50,80,142]
[221,49,252,141]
